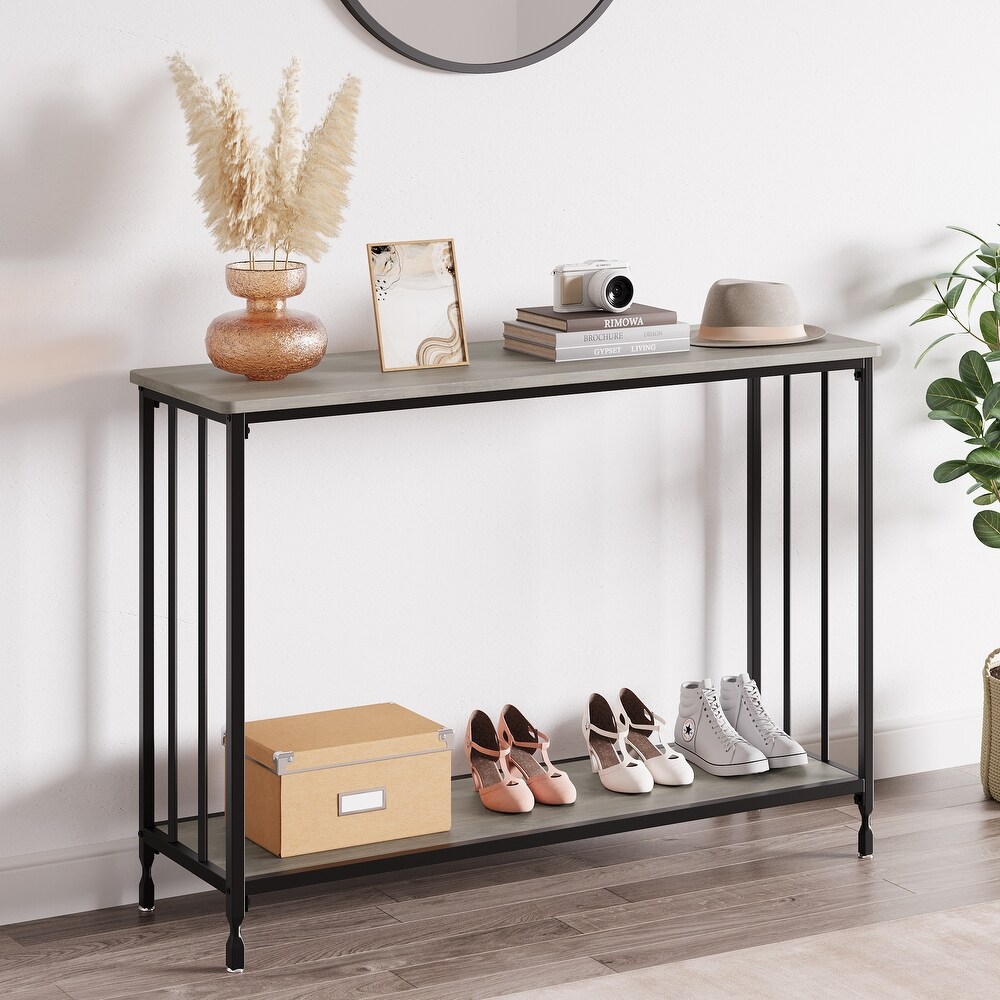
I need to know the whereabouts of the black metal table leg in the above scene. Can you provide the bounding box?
[856,360,874,857]
[747,376,762,687]
[138,390,157,913]
[820,373,830,763]
[782,375,791,732]
[225,413,247,972]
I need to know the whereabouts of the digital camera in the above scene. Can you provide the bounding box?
[552,260,634,314]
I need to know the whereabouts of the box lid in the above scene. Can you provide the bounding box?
[244,703,449,775]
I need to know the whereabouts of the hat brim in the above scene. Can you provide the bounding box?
[690,324,826,349]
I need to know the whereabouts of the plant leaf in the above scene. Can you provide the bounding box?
[974,493,998,505]
[934,400,983,436]
[983,384,1000,421]
[974,509,1000,546]
[970,279,988,315]
[911,303,949,325]
[915,332,961,367]
[948,225,991,244]
[974,265,998,281]
[926,377,977,411]
[966,437,988,445]
[967,446,1000,468]
[982,311,1000,347]
[936,271,988,287]
[944,280,967,308]
[969,465,1000,480]
[934,460,970,483]
[968,481,985,493]
[960,350,993,397]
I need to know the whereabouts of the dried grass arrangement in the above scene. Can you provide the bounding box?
[169,54,359,268]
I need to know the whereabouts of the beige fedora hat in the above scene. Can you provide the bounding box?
[691,279,826,348]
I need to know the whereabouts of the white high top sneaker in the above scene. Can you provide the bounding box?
[674,679,768,776]
[720,673,808,769]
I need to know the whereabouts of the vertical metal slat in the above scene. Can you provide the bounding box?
[821,373,830,763]
[197,416,209,863]
[747,377,762,688]
[167,405,178,844]
[782,375,791,733]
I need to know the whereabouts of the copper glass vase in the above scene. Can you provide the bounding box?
[206,262,327,381]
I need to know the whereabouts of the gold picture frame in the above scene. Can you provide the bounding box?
[367,238,470,372]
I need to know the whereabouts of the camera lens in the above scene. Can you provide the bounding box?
[605,275,634,310]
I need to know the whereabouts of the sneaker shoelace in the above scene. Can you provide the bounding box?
[702,688,742,751]
[744,679,781,741]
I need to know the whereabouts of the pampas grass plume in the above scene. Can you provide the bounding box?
[169,54,359,266]
[168,54,231,250]
[287,75,360,261]
[216,75,267,256]
[264,58,303,255]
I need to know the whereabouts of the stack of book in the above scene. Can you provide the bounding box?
[502,304,690,363]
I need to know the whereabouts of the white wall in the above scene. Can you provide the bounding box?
[0,0,993,924]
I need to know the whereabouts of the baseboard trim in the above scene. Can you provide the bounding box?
[0,836,208,927]
[801,707,980,781]
[0,710,982,927]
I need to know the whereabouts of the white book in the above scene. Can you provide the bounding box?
[503,335,690,363]
[503,319,691,350]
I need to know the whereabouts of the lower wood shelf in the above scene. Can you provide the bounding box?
[151,756,861,894]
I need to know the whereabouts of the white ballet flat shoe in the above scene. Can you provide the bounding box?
[618,687,695,786]
[582,693,654,794]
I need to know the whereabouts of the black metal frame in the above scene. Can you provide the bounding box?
[340,0,617,75]
[137,353,875,970]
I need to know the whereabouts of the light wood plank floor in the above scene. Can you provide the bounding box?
[2,765,998,1000]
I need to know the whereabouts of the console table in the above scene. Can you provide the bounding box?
[131,334,878,972]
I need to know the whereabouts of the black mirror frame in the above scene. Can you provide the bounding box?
[341,0,616,74]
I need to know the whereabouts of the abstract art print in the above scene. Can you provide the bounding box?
[367,239,469,372]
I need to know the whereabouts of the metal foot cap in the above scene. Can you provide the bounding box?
[226,967,245,974]
[138,905,155,914]
[859,853,874,859]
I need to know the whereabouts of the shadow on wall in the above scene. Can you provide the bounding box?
[696,242,896,702]
[0,74,184,859]
[825,231,977,374]
[0,73,185,372]
[0,78,166,258]
[0,745,215,920]
[0,375,137,850]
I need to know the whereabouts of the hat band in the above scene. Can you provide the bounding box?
[697,324,808,343]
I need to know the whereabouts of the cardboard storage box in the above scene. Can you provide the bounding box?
[243,703,452,858]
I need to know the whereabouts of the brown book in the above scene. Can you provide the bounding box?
[516,303,678,332]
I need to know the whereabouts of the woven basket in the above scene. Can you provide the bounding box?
[981,647,1000,801]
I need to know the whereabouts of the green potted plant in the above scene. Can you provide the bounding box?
[913,224,1000,801]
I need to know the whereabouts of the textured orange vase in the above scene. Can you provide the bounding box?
[206,262,327,381]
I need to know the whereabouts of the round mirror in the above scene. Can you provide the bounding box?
[342,0,615,73]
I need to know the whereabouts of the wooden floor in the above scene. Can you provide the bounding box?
[2,764,999,1000]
